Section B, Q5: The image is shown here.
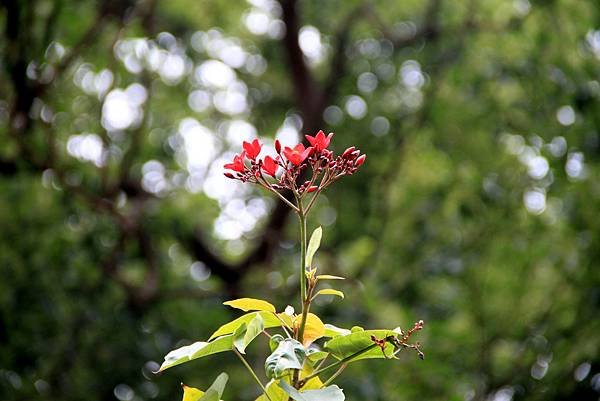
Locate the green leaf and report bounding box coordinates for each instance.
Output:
[306,347,328,362]
[269,334,285,352]
[305,227,322,269]
[223,298,276,313]
[278,381,345,401]
[198,373,228,401]
[324,330,396,362]
[232,323,247,352]
[323,324,350,338]
[158,335,235,371]
[316,275,345,280]
[209,312,284,340]
[265,338,306,379]
[198,389,219,401]
[233,314,264,354]
[314,289,344,299]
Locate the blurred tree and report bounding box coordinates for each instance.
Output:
[0,0,598,401]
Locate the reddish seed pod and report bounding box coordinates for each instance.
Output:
[355,154,366,167]
[342,146,355,158]
[307,185,319,193]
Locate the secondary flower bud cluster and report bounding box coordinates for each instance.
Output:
[224,130,366,210]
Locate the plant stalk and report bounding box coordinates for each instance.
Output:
[293,202,308,390]
[322,363,347,387]
[298,344,379,387]
[234,348,273,401]
[298,208,307,308]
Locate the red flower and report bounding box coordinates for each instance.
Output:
[355,154,366,166]
[283,144,312,166]
[261,156,279,177]
[224,152,246,172]
[243,139,262,160]
[305,130,334,152]
[342,146,356,158]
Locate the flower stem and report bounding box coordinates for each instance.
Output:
[292,201,308,391]
[257,175,299,212]
[297,204,307,314]
[297,206,312,345]
[234,348,273,401]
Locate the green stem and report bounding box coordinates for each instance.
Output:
[298,208,306,305]
[314,354,330,371]
[322,363,347,387]
[297,287,311,345]
[299,344,379,386]
[234,348,273,401]
[292,204,308,390]
[297,206,307,319]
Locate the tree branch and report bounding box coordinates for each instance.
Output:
[279,0,322,132]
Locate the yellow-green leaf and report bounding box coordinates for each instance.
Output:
[209,312,284,340]
[182,384,204,401]
[278,381,345,401]
[295,313,325,346]
[180,374,228,401]
[316,275,345,280]
[200,373,228,401]
[314,289,344,299]
[223,298,276,313]
[300,359,325,389]
[277,312,294,328]
[306,227,322,268]
[255,380,289,401]
[159,335,234,371]
[233,314,264,354]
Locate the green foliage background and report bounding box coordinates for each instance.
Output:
[0,0,599,400]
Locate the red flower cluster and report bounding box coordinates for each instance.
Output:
[223,130,366,211]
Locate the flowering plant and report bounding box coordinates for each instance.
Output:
[157,130,424,401]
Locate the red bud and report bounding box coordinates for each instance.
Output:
[275,139,281,154]
[307,186,319,193]
[342,146,356,158]
[224,172,235,179]
[355,154,366,167]
[350,150,360,158]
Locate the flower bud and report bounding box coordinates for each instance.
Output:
[355,154,366,167]
[350,150,360,158]
[224,172,235,179]
[307,185,319,193]
[342,146,356,158]
[275,139,281,153]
